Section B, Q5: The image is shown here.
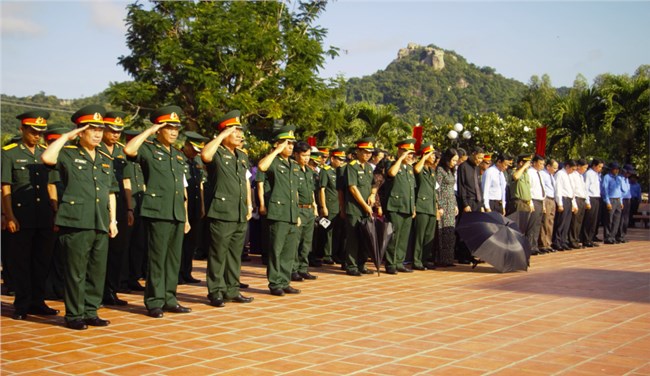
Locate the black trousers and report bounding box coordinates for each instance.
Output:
[604,198,622,243]
[569,197,587,246]
[489,200,504,214]
[179,216,203,281]
[105,219,132,297]
[552,197,572,249]
[581,197,600,243]
[527,200,543,251]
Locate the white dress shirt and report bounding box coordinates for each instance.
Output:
[570,170,590,205]
[554,168,577,209]
[584,168,601,198]
[527,167,546,201]
[482,165,506,210]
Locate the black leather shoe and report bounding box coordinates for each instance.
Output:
[322,258,335,265]
[163,304,192,313]
[618,239,627,243]
[298,272,318,280]
[604,240,616,244]
[385,267,397,275]
[309,259,323,267]
[425,262,436,270]
[148,308,164,318]
[360,268,374,274]
[346,270,362,276]
[84,317,110,326]
[282,286,301,294]
[270,288,285,296]
[128,281,146,291]
[290,272,304,282]
[12,312,27,320]
[396,266,413,273]
[66,319,88,330]
[239,282,249,289]
[226,294,254,303]
[28,304,60,315]
[208,297,225,307]
[593,237,603,242]
[412,265,426,270]
[583,242,595,248]
[183,276,201,284]
[102,294,128,306]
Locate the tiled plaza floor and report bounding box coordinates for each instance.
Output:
[1,227,649,375]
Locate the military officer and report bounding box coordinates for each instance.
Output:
[1,110,58,320]
[343,137,377,276]
[257,125,302,296]
[318,147,346,265]
[124,105,192,318]
[412,142,439,270]
[41,104,119,330]
[200,110,254,307]
[97,111,132,306]
[179,131,208,285]
[384,138,417,274]
[290,141,319,281]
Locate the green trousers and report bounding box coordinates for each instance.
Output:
[344,214,369,272]
[413,213,437,267]
[385,212,413,268]
[293,208,315,274]
[206,219,247,300]
[143,219,184,310]
[267,220,299,290]
[58,228,108,321]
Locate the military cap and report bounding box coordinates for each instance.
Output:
[419,141,435,155]
[309,146,323,161]
[16,110,50,132]
[214,110,243,132]
[517,154,532,163]
[395,138,416,151]
[272,124,296,143]
[44,127,69,143]
[355,137,375,151]
[71,104,106,128]
[104,111,128,131]
[330,147,346,160]
[317,146,330,156]
[184,131,209,152]
[150,105,183,126]
[483,154,492,162]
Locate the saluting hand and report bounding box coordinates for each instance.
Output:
[65,125,89,141]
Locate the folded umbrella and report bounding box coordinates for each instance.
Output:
[360,216,393,275]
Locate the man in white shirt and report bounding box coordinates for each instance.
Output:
[538,159,558,253]
[482,153,512,215]
[581,158,603,247]
[568,159,590,249]
[527,155,546,255]
[552,160,578,251]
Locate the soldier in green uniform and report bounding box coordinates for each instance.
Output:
[1,110,59,320]
[200,110,254,306]
[290,141,319,281]
[384,138,417,274]
[98,111,131,306]
[122,129,147,292]
[412,142,440,270]
[41,105,119,330]
[318,147,346,265]
[257,125,302,296]
[124,105,192,318]
[179,131,208,285]
[343,137,377,276]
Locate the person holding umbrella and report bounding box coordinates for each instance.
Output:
[412,142,440,270]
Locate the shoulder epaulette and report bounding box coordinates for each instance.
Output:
[2,143,17,151]
[116,141,125,148]
[98,149,114,160]
[349,160,358,165]
[37,144,46,149]
[144,140,154,144]
[323,165,332,170]
[64,145,78,149]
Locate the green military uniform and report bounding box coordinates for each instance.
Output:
[122,130,147,290]
[99,112,132,304]
[1,110,56,319]
[344,138,376,274]
[50,105,120,324]
[263,126,300,291]
[413,142,438,269]
[204,111,251,302]
[384,139,417,272]
[129,106,187,311]
[293,163,316,276]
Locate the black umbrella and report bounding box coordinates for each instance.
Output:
[360,216,393,275]
[456,211,530,273]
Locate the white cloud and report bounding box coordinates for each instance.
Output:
[0,3,44,37]
[84,1,128,34]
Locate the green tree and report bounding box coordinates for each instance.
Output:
[354,102,410,150]
[109,1,339,135]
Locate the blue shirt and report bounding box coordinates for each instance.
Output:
[601,173,623,204]
[621,176,631,199]
[630,182,642,200]
[539,169,556,199]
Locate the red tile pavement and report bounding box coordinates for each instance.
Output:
[1,227,649,375]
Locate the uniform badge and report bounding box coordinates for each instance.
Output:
[170,112,179,121]
[102,163,110,168]
[16,159,27,163]
[93,112,103,121]
[74,158,87,165]
[35,117,45,125]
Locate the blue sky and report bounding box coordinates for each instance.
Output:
[2,1,649,99]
